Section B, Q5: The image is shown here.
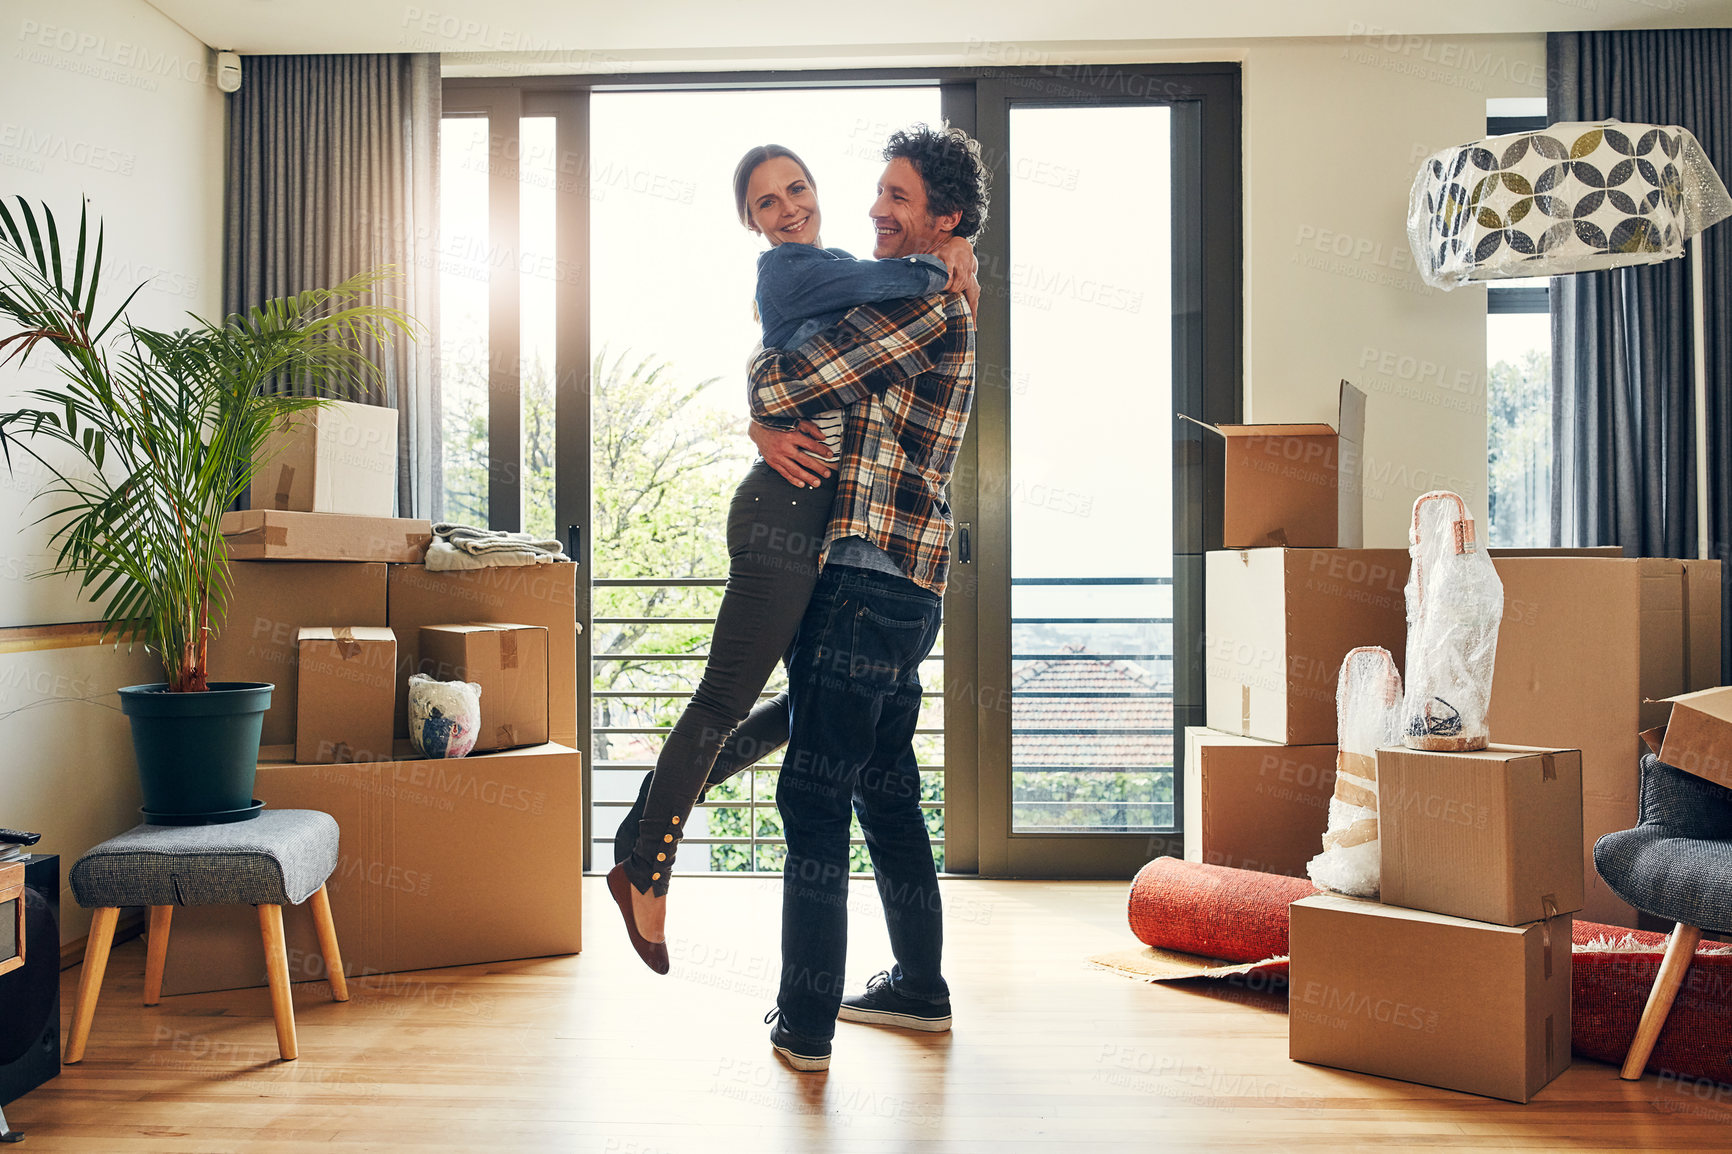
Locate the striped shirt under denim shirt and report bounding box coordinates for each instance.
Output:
[747,293,976,596]
[754,243,947,461]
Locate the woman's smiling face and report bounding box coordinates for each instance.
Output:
[746,156,820,246]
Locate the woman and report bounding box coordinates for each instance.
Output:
[606,144,976,973]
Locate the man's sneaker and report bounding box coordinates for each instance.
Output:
[837,971,952,1033]
[765,1008,831,1072]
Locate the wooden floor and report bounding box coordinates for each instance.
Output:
[8,878,1725,1152]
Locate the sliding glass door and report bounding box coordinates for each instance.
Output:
[442,64,1240,878]
[962,70,1241,876]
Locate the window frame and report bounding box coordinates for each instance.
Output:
[442,63,1242,877]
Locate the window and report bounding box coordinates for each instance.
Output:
[1484,101,1551,547]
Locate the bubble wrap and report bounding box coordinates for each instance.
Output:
[1408,120,1732,290]
[407,673,483,759]
[1308,646,1403,898]
[1400,492,1503,751]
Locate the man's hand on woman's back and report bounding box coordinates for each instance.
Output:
[749,419,835,488]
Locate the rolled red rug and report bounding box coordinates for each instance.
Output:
[1127,857,1317,962]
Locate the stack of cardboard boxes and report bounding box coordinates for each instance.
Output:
[1187,383,1408,879]
[1289,743,1584,1102]
[1189,384,1723,1100]
[1190,439,1724,916]
[160,402,583,996]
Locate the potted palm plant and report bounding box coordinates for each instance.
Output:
[0,197,413,823]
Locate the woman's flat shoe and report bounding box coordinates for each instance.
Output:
[607,864,670,975]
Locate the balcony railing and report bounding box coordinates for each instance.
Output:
[587,574,1176,872]
[588,578,944,877]
[1008,576,1176,833]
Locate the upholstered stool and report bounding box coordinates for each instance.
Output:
[66,809,347,1062]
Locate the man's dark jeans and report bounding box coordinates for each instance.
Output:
[775,563,948,1041]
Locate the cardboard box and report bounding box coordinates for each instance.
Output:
[1204,548,1409,745]
[1192,380,1365,549]
[296,626,398,764]
[419,623,549,752]
[209,562,389,747]
[387,563,578,748]
[1290,894,1572,1103]
[1378,744,1584,926]
[1650,686,1732,790]
[1486,556,1722,926]
[222,509,431,563]
[159,741,583,996]
[250,400,398,517]
[1182,727,1337,879]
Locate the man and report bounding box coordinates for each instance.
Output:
[745,123,991,1073]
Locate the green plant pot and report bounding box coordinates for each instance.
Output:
[118,682,273,824]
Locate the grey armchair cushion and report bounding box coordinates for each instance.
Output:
[1594,754,1732,934]
[69,810,339,909]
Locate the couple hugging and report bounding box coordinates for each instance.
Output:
[606,123,990,1073]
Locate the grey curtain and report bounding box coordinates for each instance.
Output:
[224,53,442,519]
[1548,29,1732,678]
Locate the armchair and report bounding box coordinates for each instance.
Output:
[1593,753,1732,1080]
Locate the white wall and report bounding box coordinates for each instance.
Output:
[1240,34,1546,543]
[0,0,225,942]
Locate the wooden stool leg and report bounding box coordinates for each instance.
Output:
[257,904,299,1061]
[65,907,119,1064]
[143,906,173,1006]
[308,885,348,1002]
[1620,922,1703,1081]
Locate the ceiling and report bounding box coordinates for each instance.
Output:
[146,0,1726,63]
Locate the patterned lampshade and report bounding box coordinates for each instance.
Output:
[1407,120,1732,290]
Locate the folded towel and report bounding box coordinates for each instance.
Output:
[431,522,568,559]
[425,540,564,571]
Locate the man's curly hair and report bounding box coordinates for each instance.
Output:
[883,123,991,241]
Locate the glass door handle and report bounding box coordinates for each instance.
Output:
[958,522,972,564]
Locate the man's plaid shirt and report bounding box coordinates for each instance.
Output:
[748,293,975,596]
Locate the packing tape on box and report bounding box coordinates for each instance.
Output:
[332,626,361,661]
[274,466,295,510]
[220,525,288,547]
[1321,816,1379,851]
[1682,563,1695,688]
[1337,751,1377,781]
[1539,901,1557,979]
[1332,774,1378,811]
[1240,685,1251,734]
[500,630,518,669]
[1540,752,1557,782]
